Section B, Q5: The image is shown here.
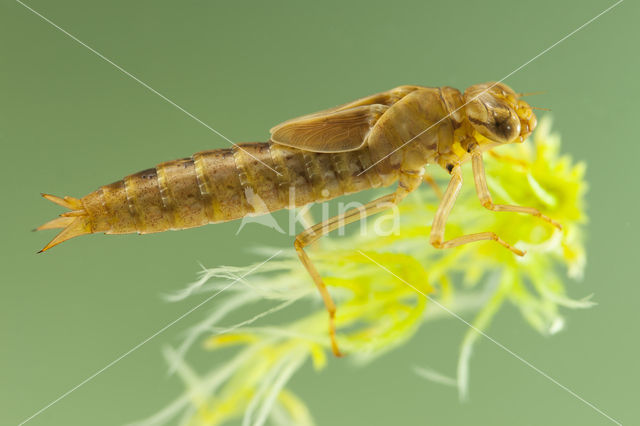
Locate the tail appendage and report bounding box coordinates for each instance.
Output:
[36,194,91,253]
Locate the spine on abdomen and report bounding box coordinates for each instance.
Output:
[81,142,396,235]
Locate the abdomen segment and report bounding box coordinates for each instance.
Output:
[37,142,397,251]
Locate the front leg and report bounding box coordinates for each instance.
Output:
[429,165,525,256]
[471,152,562,230]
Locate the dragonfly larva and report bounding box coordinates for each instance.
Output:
[37,82,560,356]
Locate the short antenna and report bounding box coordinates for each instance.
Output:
[517,90,547,97]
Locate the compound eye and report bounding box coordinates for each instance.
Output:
[488,107,520,142]
[466,94,521,143]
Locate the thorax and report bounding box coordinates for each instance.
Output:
[368,86,469,173]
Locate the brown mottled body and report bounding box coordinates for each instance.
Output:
[39,86,466,249]
[39,82,556,357]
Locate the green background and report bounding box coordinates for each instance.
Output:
[1,0,638,425]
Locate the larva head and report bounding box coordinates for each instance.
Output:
[463,82,537,145]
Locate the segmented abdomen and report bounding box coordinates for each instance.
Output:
[81,142,398,235]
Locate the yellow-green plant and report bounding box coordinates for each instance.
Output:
[134,117,590,426]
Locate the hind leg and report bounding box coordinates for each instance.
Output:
[295,171,422,356]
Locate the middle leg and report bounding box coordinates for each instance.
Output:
[423,172,442,199]
[429,165,525,256]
